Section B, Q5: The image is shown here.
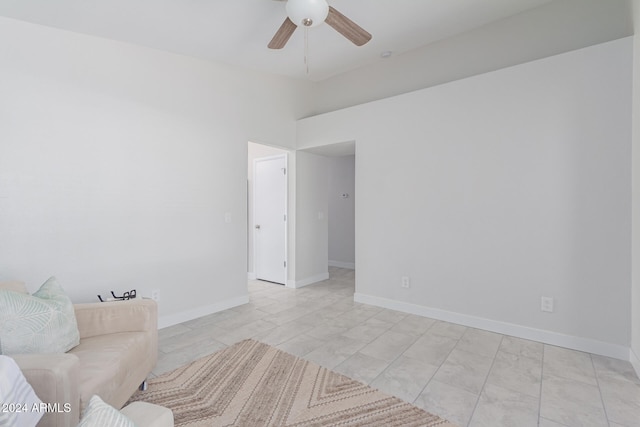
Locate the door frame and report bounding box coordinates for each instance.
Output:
[252,153,288,285]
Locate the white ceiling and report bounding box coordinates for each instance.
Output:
[0,0,556,81]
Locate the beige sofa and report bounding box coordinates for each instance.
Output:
[1,281,159,427]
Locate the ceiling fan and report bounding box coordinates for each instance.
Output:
[268,0,372,49]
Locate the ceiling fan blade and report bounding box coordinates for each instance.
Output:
[268,17,297,49]
[325,6,372,46]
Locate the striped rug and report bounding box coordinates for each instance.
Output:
[128,339,456,426]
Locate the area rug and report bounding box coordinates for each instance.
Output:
[128,339,456,426]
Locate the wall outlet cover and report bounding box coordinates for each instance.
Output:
[541,296,554,312]
[401,276,410,288]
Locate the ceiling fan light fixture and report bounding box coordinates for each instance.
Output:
[286,0,329,28]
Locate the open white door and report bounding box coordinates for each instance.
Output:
[253,154,287,284]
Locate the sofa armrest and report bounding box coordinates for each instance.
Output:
[74,299,157,339]
[12,353,80,427]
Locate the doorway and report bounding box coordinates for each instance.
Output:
[297,141,356,284]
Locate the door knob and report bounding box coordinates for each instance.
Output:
[255,225,261,229]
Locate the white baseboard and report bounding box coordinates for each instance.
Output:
[354,293,630,361]
[287,272,330,289]
[158,295,249,329]
[631,348,640,379]
[328,260,355,270]
[247,272,256,280]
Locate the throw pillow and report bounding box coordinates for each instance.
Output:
[0,277,80,355]
[0,355,44,427]
[77,395,135,427]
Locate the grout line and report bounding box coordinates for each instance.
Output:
[538,345,546,426]
[465,335,504,427]
[366,325,430,390]
[590,354,611,426]
[410,322,466,405]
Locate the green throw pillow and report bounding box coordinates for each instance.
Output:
[0,277,80,355]
[78,395,136,427]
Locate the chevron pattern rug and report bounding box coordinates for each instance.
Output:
[128,339,456,427]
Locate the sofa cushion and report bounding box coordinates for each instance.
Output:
[78,395,135,427]
[0,277,80,355]
[0,280,28,294]
[70,331,153,410]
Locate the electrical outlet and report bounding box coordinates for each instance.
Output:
[541,296,554,312]
[151,290,160,302]
[401,276,410,289]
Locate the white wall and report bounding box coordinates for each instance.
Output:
[297,38,632,358]
[0,17,313,326]
[294,151,329,287]
[328,155,355,269]
[309,0,632,116]
[631,0,640,375]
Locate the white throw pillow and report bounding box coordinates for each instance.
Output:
[0,355,44,427]
[0,276,80,354]
[78,395,136,427]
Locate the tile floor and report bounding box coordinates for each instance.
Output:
[156,267,640,427]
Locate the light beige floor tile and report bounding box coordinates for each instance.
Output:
[326,312,376,329]
[214,319,277,345]
[155,339,226,375]
[158,323,191,340]
[254,301,298,315]
[247,296,280,309]
[540,375,607,427]
[432,348,494,394]
[414,379,478,427]
[213,309,269,330]
[159,326,225,353]
[300,306,351,323]
[252,321,314,346]
[333,352,389,384]
[276,333,327,357]
[372,308,408,324]
[468,384,539,427]
[261,306,316,326]
[358,330,416,362]
[426,321,467,339]
[403,334,458,366]
[538,417,569,427]
[351,303,383,316]
[389,314,437,337]
[455,328,503,358]
[499,336,543,361]
[303,336,368,369]
[341,321,393,342]
[543,345,598,386]
[305,324,349,341]
[370,355,438,403]
[485,350,542,398]
[598,374,640,427]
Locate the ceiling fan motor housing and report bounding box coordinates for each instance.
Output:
[286,0,329,27]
